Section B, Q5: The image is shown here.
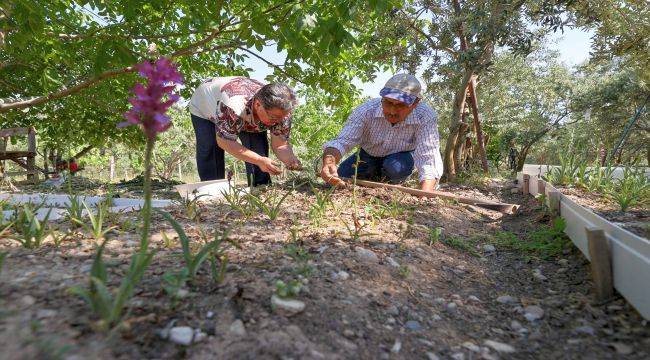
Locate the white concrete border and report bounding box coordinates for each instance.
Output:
[516,168,650,319]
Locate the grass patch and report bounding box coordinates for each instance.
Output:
[442,236,479,256]
[490,218,571,259]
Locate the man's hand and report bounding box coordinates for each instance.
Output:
[420,179,438,193]
[285,158,303,171]
[257,157,282,175]
[321,154,346,187]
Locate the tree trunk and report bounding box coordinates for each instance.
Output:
[109,154,115,181]
[443,69,474,181]
[454,122,470,172]
[467,76,489,172]
[516,146,531,172]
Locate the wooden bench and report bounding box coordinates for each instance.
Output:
[0,127,38,182]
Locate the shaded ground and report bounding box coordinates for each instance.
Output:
[1,178,648,360]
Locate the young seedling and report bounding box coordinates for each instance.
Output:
[74,201,117,242]
[49,228,72,247]
[608,167,649,212]
[220,185,255,217]
[68,239,155,331]
[173,193,207,221]
[246,188,292,221]
[308,183,334,225]
[442,236,479,257]
[342,213,374,241]
[158,210,237,285]
[274,279,302,299]
[9,205,52,249]
[64,195,84,228]
[428,227,443,246]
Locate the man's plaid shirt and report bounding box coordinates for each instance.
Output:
[324,98,444,181]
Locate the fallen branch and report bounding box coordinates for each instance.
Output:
[344,178,519,214]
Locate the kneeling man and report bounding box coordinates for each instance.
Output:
[320,74,443,191]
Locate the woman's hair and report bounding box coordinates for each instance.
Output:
[255,83,297,111]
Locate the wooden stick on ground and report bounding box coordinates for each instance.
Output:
[343,178,519,214]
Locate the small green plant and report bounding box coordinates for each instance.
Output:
[246,188,292,220]
[428,227,442,246]
[161,231,174,248]
[343,213,374,241]
[49,228,72,247]
[221,185,256,217]
[608,167,649,212]
[274,279,302,299]
[442,236,478,256]
[68,239,155,331]
[586,162,615,193]
[544,152,579,186]
[173,193,207,221]
[158,210,237,287]
[397,265,411,278]
[308,183,334,225]
[64,195,84,227]
[9,205,52,249]
[74,201,117,242]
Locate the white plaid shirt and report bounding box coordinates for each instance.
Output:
[324,98,444,181]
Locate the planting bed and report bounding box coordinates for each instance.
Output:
[1,179,649,359]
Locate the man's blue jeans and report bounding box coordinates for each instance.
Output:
[191,114,270,187]
[337,148,414,184]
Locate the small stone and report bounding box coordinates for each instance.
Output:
[229,319,247,336]
[426,352,441,360]
[573,325,595,336]
[176,289,189,298]
[193,329,207,343]
[271,294,305,316]
[446,302,457,312]
[206,311,214,319]
[432,314,442,321]
[385,257,400,268]
[558,259,569,266]
[354,247,379,263]
[80,264,92,273]
[434,297,446,304]
[334,270,350,281]
[387,305,400,316]
[343,329,355,338]
[462,341,481,352]
[510,187,520,194]
[483,244,496,253]
[36,309,57,319]
[391,339,402,353]
[386,317,396,325]
[451,352,465,360]
[556,268,568,274]
[524,306,544,322]
[484,340,516,353]
[496,295,517,304]
[405,320,421,331]
[467,295,480,303]
[20,295,36,307]
[169,327,194,345]
[510,320,523,331]
[608,342,633,355]
[532,269,547,281]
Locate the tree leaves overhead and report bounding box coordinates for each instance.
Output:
[0,0,397,150]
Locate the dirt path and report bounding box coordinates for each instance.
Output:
[0,179,648,359]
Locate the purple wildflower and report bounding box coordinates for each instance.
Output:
[120,57,184,139]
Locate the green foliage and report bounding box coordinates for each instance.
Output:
[490,218,570,259]
[543,153,580,186]
[74,201,117,242]
[308,184,334,225]
[586,163,616,193]
[246,188,292,221]
[428,227,443,246]
[274,279,302,299]
[220,185,256,217]
[64,195,85,227]
[1,0,396,149]
[158,211,237,289]
[8,204,52,249]
[608,167,650,212]
[68,240,155,331]
[173,193,207,222]
[442,237,479,257]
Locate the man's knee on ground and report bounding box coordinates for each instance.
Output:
[382,157,413,183]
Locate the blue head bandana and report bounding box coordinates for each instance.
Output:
[379,87,417,105]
